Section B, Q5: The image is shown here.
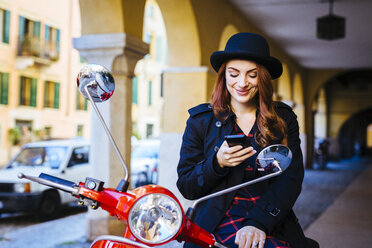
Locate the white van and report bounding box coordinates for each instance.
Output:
[0,138,90,220]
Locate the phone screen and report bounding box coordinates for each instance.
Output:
[224,134,248,147]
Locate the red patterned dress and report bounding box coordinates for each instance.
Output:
[213,122,290,248]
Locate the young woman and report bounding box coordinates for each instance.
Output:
[177,33,316,248]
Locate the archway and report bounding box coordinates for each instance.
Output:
[157,0,201,67]
[218,24,239,50]
[338,109,372,158]
[309,69,372,166]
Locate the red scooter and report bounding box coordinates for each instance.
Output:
[18,64,292,248]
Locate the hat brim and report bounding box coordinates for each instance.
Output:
[210,51,283,79]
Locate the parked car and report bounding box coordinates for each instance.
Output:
[131,139,160,188]
[0,138,90,220]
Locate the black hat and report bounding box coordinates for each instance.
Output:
[210,32,283,79]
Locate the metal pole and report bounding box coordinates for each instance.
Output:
[84,84,129,181]
[191,161,282,210]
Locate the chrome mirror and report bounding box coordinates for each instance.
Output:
[256,144,292,172]
[76,64,129,191]
[77,64,115,102]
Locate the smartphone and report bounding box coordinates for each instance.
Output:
[224,134,249,148]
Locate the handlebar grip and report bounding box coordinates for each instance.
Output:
[39,173,75,189]
[18,172,78,194]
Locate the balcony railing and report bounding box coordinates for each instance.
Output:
[17,35,59,61]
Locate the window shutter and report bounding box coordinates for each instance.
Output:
[30,78,37,107]
[0,73,9,104]
[54,83,60,109]
[45,24,50,41]
[3,10,10,44]
[44,81,48,107]
[148,81,152,106]
[19,76,24,105]
[56,29,60,53]
[33,21,41,37]
[18,16,25,40]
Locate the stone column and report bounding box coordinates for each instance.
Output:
[293,103,307,165]
[73,32,148,240]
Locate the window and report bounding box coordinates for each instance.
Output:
[77,125,84,137]
[148,81,152,106]
[156,36,162,62]
[10,146,67,169]
[147,5,155,18]
[67,146,89,168]
[0,72,9,105]
[155,36,167,63]
[44,126,52,139]
[132,76,138,104]
[19,76,37,107]
[146,124,154,138]
[44,81,60,109]
[0,8,10,44]
[18,16,41,56]
[144,32,152,44]
[76,89,88,111]
[44,25,60,60]
[160,75,164,98]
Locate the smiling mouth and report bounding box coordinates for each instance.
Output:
[236,88,251,95]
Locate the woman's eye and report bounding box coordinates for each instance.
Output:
[229,74,238,78]
[248,74,257,78]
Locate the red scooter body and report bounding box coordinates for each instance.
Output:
[76,183,216,248]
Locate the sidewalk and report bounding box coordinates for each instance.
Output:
[1,213,87,248]
[1,158,371,248]
[304,159,372,247]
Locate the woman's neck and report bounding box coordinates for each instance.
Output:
[231,100,257,135]
[231,100,257,116]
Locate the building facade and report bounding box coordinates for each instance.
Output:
[0,0,89,165]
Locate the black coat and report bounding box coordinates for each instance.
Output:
[177,102,310,248]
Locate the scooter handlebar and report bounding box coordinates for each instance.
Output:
[39,173,76,189]
[18,172,79,195]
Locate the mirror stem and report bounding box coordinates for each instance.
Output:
[187,162,282,220]
[84,84,129,183]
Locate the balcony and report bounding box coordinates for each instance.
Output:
[16,35,59,69]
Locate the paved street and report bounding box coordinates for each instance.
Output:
[0,157,371,248]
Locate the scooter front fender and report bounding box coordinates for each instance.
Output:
[90,235,151,248]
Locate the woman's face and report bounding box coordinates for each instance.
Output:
[225,59,259,106]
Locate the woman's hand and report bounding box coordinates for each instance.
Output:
[216,141,256,168]
[235,226,266,248]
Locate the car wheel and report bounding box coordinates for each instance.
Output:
[37,191,61,221]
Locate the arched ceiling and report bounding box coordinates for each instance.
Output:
[228,0,372,69]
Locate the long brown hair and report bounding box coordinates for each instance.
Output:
[210,62,287,147]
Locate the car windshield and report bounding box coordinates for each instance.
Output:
[131,144,159,159]
[11,146,68,169]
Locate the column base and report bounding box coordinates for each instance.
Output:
[86,214,125,241]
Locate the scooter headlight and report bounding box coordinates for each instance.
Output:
[128,193,183,244]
